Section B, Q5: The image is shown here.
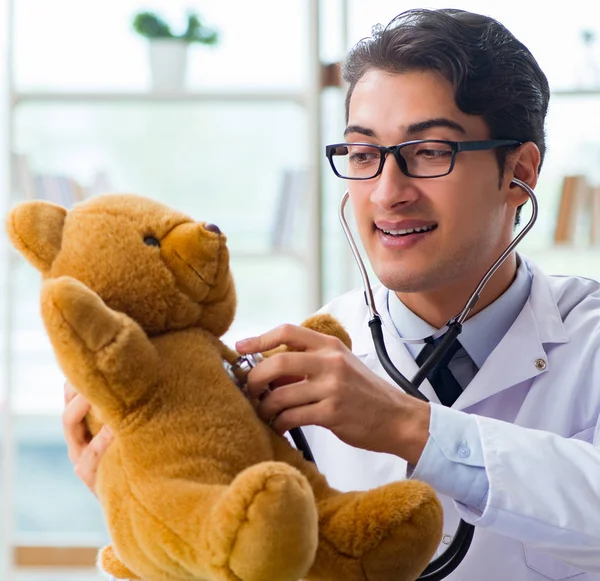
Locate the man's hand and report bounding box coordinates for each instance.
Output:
[236,324,431,465]
[63,381,113,495]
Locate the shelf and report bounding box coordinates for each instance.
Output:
[12,89,307,106]
[551,88,600,97]
[522,245,600,277]
[230,249,305,263]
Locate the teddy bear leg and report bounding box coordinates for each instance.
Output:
[306,481,443,581]
[41,276,159,424]
[97,544,141,580]
[205,461,318,581]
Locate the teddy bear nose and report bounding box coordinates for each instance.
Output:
[204,223,221,235]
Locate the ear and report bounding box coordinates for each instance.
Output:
[5,201,67,273]
[504,142,541,208]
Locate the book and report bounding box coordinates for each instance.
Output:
[554,175,590,244]
[591,187,600,244]
[10,152,99,208]
[270,168,309,252]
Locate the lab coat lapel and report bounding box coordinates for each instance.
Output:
[454,260,569,411]
[352,286,440,403]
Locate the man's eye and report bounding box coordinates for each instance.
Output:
[349,152,378,164]
[143,236,161,248]
[416,148,451,158]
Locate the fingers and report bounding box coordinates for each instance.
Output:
[74,425,114,495]
[64,380,78,406]
[256,379,322,424]
[269,401,327,435]
[236,323,338,355]
[63,389,92,465]
[63,380,113,496]
[269,374,305,390]
[245,352,323,399]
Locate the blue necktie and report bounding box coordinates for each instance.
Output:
[416,337,464,406]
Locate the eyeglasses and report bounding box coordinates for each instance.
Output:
[325,139,522,180]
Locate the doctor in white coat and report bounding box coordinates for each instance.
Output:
[64,8,600,581]
[236,8,600,581]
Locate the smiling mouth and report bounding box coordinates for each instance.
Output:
[378,224,437,237]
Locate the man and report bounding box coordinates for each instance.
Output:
[65,8,600,580]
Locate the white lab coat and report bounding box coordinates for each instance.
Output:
[303,258,600,580]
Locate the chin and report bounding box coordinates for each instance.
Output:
[374,267,423,293]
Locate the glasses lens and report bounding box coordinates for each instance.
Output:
[400,141,454,177]
[330,144,382,179]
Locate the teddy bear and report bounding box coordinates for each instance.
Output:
[6,193,443,581]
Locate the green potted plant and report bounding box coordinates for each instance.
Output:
[132,11,219,91]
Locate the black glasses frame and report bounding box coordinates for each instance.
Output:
[325,139,523,180]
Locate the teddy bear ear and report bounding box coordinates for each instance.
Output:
[5,200,67,273]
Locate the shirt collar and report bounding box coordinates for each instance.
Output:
[387,255,533,367]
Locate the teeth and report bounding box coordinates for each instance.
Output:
[381,225,435,236]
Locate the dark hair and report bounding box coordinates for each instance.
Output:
[343,9,550,221]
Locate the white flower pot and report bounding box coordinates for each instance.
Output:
[148,40,189,91]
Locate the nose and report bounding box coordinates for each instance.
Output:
[369,153,418,209]
[204,223,221,235]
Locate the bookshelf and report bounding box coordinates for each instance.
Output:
[0,0,334,579]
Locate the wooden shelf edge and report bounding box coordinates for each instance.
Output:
[14,545,99,568]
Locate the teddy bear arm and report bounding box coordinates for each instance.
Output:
[301,314,352,350]
[216,339,240,365]
[42,276,159,418]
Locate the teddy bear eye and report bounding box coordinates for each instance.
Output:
[143,236,161,248]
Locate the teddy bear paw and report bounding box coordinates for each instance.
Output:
[97,544,141,580]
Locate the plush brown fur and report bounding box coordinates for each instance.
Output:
[6,194,443,581]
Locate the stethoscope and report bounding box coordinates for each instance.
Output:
[227,177,538,580]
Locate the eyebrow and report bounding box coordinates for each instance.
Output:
[344,125,376,138]
[407,118,466,136]
[344,118,466,139]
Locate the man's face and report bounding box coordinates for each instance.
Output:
[346,69,519,294]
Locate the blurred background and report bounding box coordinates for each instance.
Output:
[1,0,600,578]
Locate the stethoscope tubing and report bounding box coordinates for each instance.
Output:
[337,178,538,579]
[368,314,472,580]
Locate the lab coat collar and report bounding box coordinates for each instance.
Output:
[386,254,533,368]
[350,257,569,408]
[523,256,569,344]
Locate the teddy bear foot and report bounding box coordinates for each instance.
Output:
[359,503,442,581]
[311,480,443,581]
[207,461,319,581]
[98,544,141,580]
